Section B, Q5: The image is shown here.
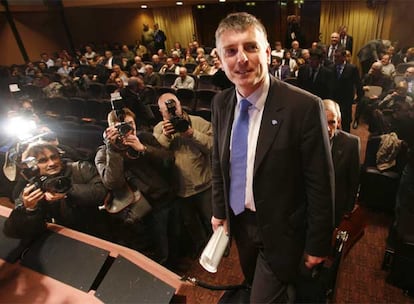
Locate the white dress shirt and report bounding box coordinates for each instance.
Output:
[231,75,270,211]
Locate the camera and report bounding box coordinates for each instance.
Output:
[116,121,133,137]
[20,157,72,194]
[165,99,189,133]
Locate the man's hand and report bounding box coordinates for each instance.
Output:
[105,126,120,145]
[304,253,326,269]
[44,191,66,202]
[122,134,146,152]
[22,184,45,209]
[181,126,193,138]
[162,120,176,138]
[211,216,228,234]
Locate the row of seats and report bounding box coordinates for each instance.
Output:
[31,88,217,122]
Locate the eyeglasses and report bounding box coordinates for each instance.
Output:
[37,154,60,164]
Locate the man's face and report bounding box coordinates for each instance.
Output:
[36,148,63,176]
[179,68,187,78]
[105,51,112,59]
[331,33,340,45]
[405,67,414,80]
[381,55,390,65]
[217,26,270,97]
[123,115,136,136]
[334,52,345,65]
[325,110,339,139]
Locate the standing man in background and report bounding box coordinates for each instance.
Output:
[154,23,167,53]
[211,12,334,303]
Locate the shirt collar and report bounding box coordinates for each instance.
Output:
[235,75,270,111]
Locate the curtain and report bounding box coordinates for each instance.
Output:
[152,6,196,54]
[320,1,388,65]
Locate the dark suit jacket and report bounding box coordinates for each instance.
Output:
[330,63,363,105]
[270,65,290,80]
[357,39,386,63]
[340,35,353,53]
[211,76,334,282]
[297,64,334,99]
[331,130,360,225]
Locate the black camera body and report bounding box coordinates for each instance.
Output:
[165,99,189,133]
[21,157,72,194]
[116,121,134,137]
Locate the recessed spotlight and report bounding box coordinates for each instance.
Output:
[140,4,148,8]
[197,4,205,9]
[176,1,183,5]
[219,0,226,2]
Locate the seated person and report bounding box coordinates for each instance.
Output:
[143,64,161,87]
[270,56,290,80]
[159,57,179,75]
[3,142,108,239]
[377,81,414,111]
[323,99,360,225]
[171,67,195,89]
[354,61,394,127]
[95,107,176,265]
[193,57,212,76]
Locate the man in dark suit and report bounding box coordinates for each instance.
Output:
[211,12,334,303]
[270,56,290,80]
[330,47,364,132]
[357,39,391,75]
[338,25,353,54]
[323,99,360,225]
[297,49,333,99]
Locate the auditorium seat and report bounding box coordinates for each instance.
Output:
[176,88,196,113]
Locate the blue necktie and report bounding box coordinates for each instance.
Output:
[230,99,251,215]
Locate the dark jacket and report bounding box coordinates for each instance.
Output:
[3,161,107,239]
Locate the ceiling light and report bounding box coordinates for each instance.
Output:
[176,1,183,5]
[246,2,256,6]
[197,4,205,9]
[140,4,148,8]
[219,0,226,2]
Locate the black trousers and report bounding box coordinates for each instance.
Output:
[231,210,293,303]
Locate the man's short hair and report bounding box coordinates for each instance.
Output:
[322,99,341,120]
[24,142,60,160]
[310,48,323,60]
[215,12,267,45]
[107,108,136,126]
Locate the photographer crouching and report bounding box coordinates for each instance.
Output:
[3,142,108,239]
[95,106,176,265]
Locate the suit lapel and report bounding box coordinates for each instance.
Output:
[254,78,285,175]
[220,90,236,177]
[332,131,344,165]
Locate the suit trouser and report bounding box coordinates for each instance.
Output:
[232,210,293,303]
[338,101,352,133]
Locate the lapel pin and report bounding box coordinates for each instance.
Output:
[271,119,278,125]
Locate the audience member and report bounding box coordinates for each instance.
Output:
[159,57,180,75]
[57,60,73,76]
[120,77,154,130]
[40,52,54,68]
[151,54,164,72]
[282,50,297,74]
[290,40,302,59]
[330,48,363,132]
[120,45,135,62]
[270,56,290,80]
[154,23,167,52]
[403,66,414,96]
[171,67,195,89]
[84,45,96,61]
[171,42,185,58]
[298,49,333,99]
[381,54,396,78]
[143,64,161,87]
[327,32,340,63]
[153,93,213,256]
[323,99,360,225]
[103,50,122,71]
[141,24,155,54]
[357,39,391,75]
[271,41,285,59]
[338,25,353,53]
[193,57,211,76]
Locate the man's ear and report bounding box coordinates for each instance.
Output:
[338,117,342,129]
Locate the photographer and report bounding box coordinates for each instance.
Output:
[153,93,213,257]
[3,142,108,239]
[95,107,176,265]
